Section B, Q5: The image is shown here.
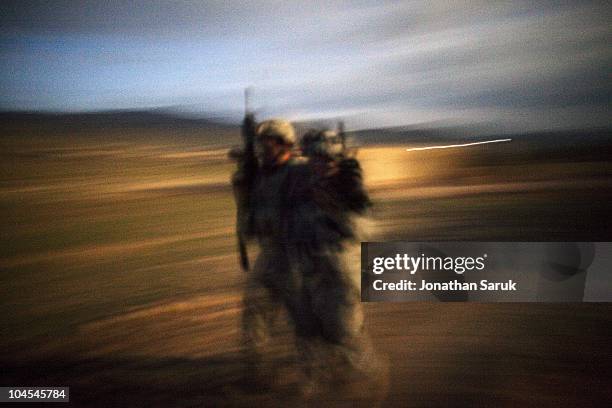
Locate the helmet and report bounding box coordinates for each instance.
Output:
[300,129,343,158]
[256,119,296,146]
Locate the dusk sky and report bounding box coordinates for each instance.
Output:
[1,1,610,130]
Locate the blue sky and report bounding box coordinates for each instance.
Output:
[1,1,610,130]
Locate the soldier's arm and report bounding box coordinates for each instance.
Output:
[311,157,371,214]
[334,157,372,213]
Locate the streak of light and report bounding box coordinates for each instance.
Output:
[406,139,512,152]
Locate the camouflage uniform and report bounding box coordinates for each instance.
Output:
[234,122,374,386]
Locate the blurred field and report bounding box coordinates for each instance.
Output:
[1,124,612,406]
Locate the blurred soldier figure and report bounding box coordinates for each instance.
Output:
[300,128,344,158]
[297,128,379,390]
[231,118,377,395]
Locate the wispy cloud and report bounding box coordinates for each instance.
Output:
[1,1,610,130]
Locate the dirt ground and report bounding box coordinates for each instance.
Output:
[1,127,611,406]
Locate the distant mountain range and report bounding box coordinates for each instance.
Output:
[1,109,610,147]
[0,109,236,130]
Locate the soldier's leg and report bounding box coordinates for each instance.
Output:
[311,254,381,377]
[241,255,281,383]
[277,250,327,392]
[288,294,329,396]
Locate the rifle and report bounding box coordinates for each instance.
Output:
[235,87,257,271]
[337,120,346,154]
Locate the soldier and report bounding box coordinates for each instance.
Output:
[232,118,377,395]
